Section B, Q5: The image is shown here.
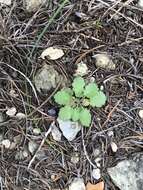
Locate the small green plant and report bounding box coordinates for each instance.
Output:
[54,77,107,127]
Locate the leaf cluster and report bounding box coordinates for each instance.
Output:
[54,77,107,127]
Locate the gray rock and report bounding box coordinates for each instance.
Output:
[28,141,38,155]
[34,64,63,93]
[107,153,143,190]
[57,119,81,141]
[69,178,85,190]
[51,124,62,142]
[24,0,47,12]
[0,0,11,6]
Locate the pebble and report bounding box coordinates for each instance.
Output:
[138,0,143,8]
[71,152,80,164]
[57,118,81,141]
[110,142,118,153]
[107,130,114,137]
[51,124,62,142]
[0,0,11,6]
[69,178,86,190]
[24,0,47,12]
[75,62,88,76]
[93,53,115,70]
[48,108,57,117]
[6,107,17,117]
[92,168,101,180]
[33,128,41,135]
[36,150,46,160]
[2,139,11,149]
[139,109,143,119]
[40,47,64,60]
[16,112,26,120]
[28,141,38,154]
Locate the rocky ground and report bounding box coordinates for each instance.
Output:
[0,0,143,190]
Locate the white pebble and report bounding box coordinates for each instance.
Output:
[75,62,88,76]
[28,141,38,154]
[107,130,114,137]
[2,139,11,149]
[138,0,143,8]
[93,53,115,70]
[6,107,17,117]
[23,150,29,158]
[33,128,41,135]
[69,178,85,190]
[40,47,64,60]
[0,0,11,6]
[111,142,118,153]
[139,110,143,119]
[71,152,79,164]
[16,112,26,119]
[51,124,62,141]
[92,168,101,180]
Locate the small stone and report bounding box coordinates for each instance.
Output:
[71,152,79,164]
[16,112,26,119]
[138,0,143,8]
[107,153,143,190]
[24,0,47,12]
[48,108,57,117]
[0,0,11,6]
[36,150,46,160]
[28,141,38,154]
[107,130,114,137]
[75,62,88,76]
[92,168,101,180]
[23,149,29,158]
[57,118,81,141]
[110,142,118,153]
[41,47,64,60]
[51,124,62,142]
[93,54,115,70]
[2,139,11,149]
[33,128,41,135]
[6,107,17,117]
[69,178,86,190]
[139,109,143,119]
[93,148,101,157]
[34,64,63,93]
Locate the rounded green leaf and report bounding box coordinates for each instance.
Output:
[72,77,85,97]
[71,107,81,122]
[59,106,73,120]
[90,91,107,108]
[54,90,71,105]
[79,108,91,127]
[84,83,99,98]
